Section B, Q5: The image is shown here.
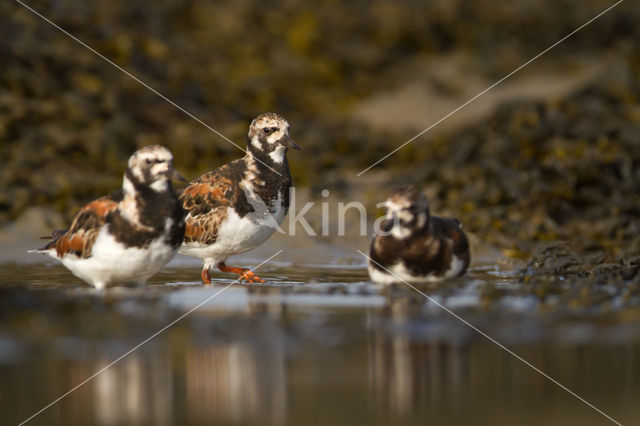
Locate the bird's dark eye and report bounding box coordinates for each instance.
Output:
[145,159,153,164]
[264,127,277,135]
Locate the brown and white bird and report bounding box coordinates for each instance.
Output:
[32,145,186,289]
[178,113,300,284]
[368,186,470,284]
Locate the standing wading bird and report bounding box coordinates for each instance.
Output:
[178,113,300,284]
[368,186,470,284]
[31,145,187,289]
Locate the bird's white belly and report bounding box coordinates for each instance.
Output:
[180,198,287,261]
[60,227,176,289]
[368,254,464,285]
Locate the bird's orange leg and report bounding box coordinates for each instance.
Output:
[218,262,265,283]
[201,267,212,285]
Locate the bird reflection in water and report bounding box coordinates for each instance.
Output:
[368,297,470,417]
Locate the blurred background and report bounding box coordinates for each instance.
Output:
[2,0,640,425]
[1,0,639,258]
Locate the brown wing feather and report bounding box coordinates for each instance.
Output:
[370,216,470,278]
[42,196,119,258]
[179,166,235,245]
[429,216,470,274]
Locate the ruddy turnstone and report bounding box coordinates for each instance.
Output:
[178,113,300,284]
[368,186,470,284]
[32,145,186,289]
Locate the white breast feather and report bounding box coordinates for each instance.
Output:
[368,238,464,284]
[57,219,177,289]
[179,191,287,261]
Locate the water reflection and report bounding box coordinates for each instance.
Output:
[94,353,173,426]
[369,298,471,416]
[184,343,286,425]
[1,268,639,425]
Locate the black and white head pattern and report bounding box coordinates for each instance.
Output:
[126,145,177,192]
[248,113,301,164]
[384,186,430,239]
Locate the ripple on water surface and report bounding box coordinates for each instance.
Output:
[1,260,640,425]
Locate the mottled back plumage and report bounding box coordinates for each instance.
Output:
[368,186,470,284]
[34,145,186,289]
[178,113,300,283]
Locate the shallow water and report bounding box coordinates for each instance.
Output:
[1,259,639,426]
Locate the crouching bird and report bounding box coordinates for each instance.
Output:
[32,145,186,289]
[178,113,300,284]
[368,186,470,284]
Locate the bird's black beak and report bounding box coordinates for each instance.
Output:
[281,135,301,150]
[172,168,188,182]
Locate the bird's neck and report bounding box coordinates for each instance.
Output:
[245,147,290,177]
[388,212,430,240]
[121,171,177,230]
